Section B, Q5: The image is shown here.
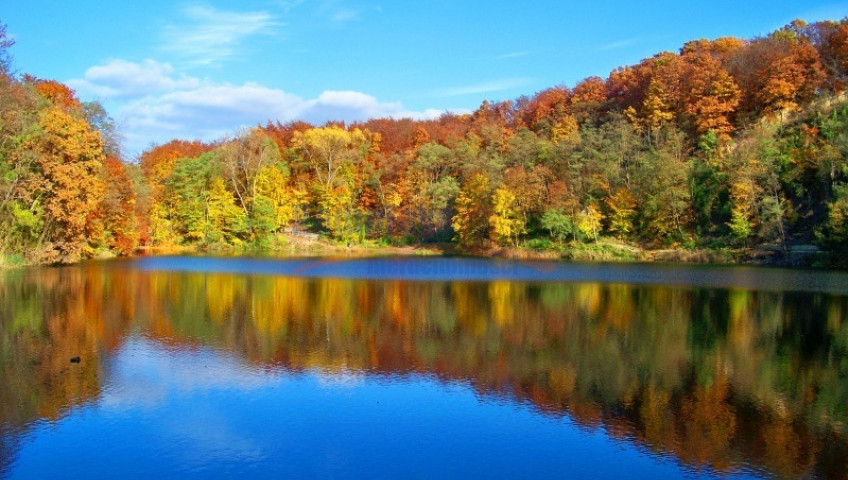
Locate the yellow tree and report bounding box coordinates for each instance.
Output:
[551,114,580,145]
[147,203,174,246]
[576,204,603,242]
[292,125,371,189]
[293,125,376,239]
[452,173,492,247]
[638,52,682,135]
[255,164,301,233]
[728,177,759,243]
[489,187,525,246]
[220,130,279,207]
[206,177,248,245]
[642,81,676,132]
[31,107,105,262]
[605,188,637,238]
[319,184,357,240]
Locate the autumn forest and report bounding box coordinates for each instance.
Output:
[2,19,848,265]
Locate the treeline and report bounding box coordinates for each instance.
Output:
[0,24,132,264]
[3,19,848,264]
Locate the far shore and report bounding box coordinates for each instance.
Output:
[117,236,842,269]
[2,235,842,270]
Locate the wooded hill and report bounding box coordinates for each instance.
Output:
[2,19,848,265]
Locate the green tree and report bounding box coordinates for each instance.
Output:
[540,209,578,242]
[166,154,215,243]
[219,129,283,242]
[818,183,848,246]
[637,128,692,241]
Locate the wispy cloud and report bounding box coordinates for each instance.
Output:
[437,77,533,97]
[331,8,359,23]
[596,38,640,51]
[274,0,364,25]
[275,0,308,13]
[161,5,280,66]
[496,51,532,60]
[318,0,361,24]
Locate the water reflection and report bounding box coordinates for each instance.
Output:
[136,256,848,293]
[1,259,847,478]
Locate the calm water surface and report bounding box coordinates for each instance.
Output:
[1,256,848,479]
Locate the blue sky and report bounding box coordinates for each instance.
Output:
[4,0,847,157]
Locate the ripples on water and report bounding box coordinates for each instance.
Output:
[1,256,847,479]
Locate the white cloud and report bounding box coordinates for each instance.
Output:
[438,77,533,97]
[72,60,454,156]
[68,59,200,98]
[101,337,279,410]
[119,82,304,141]
[302,90,402,124]
[121,84,448,153]
[162,5,280,66]
[314,368,365,388]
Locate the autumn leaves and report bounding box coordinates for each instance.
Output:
[3,20,848,263]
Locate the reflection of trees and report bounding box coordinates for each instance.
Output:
[0,269,101,427]
[2,265,848,478]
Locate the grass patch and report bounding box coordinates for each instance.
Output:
[525,238,555,251]
[0,254,27,268]
[561,242,640,262]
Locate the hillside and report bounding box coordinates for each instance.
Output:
[2,19,848,266]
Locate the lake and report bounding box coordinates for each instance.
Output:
[1,256,848,479]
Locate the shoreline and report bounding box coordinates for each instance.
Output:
[2,237,843,270]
